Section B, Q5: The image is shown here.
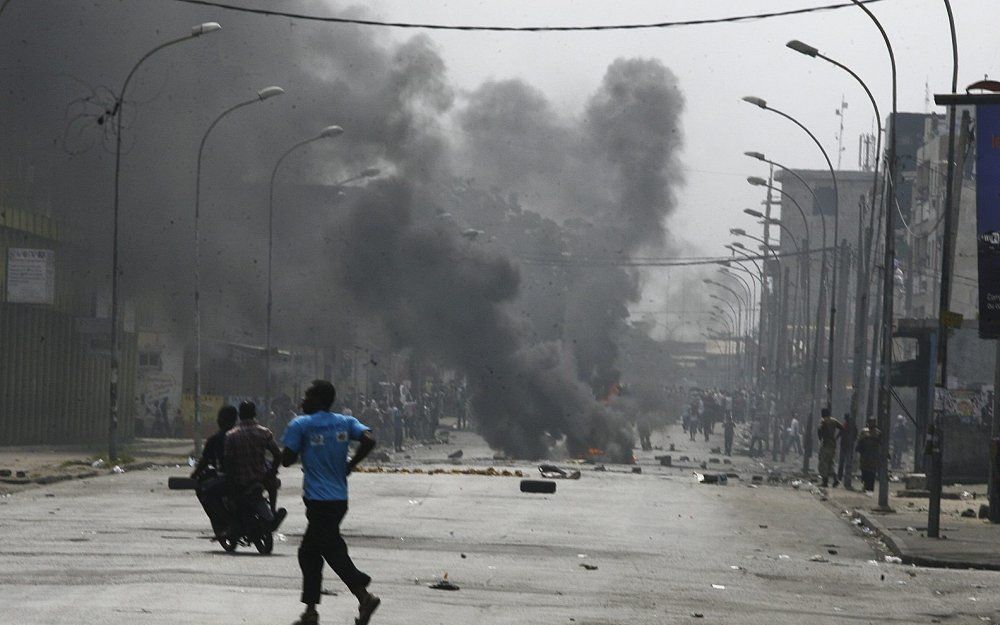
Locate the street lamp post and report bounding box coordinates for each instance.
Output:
[192,86,285,455]
[107,22,221,462]
[747,176,822,397]
[787,39,885,490]
[715,272,755,380]
[848,0,899,514]
[264,125,345,427]
[742,96,841,421]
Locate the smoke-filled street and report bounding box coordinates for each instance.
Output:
[4,1,1000,623]
[4,429,1000,625]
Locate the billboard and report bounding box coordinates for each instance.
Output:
[6,248,55,304]
[977,104,1000,337]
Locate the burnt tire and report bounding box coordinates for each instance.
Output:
[167,476,197,490]
[520,479,556,494]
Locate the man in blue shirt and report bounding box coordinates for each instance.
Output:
[282,380,379,625]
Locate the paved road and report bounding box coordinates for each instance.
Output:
[2,438,999,625]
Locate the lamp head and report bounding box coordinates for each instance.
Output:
[320,125,344,138]
[257,86,285,100]
[743,151,766,161]
[787,39,819,57]
[747,176,768,187]
[743,208,765,218]
[729,228,747,237]
[742,96,767,108]
[191,22,222,36]
[732,242,748,250]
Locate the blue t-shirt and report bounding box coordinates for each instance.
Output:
[283,411,369,501]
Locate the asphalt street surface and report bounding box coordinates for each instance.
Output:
[3,432,1000,624]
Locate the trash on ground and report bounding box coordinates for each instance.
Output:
[960,508,976,518]
[580,563,598,571]
[884,555,902,564]
[809,555,829,563]
[711,584,726,590]
[429,573,460,591]
[631,466,642,474]
[447,449,463,460]
[112,465,125,474]
[696,473,727,485]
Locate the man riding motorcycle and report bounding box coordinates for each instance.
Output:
[190,405,238,539]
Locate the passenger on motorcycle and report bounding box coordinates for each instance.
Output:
[224,401,286,531]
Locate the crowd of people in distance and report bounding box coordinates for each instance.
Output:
[679,387,911,493]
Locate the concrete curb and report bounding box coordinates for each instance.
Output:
[853,509,1000,571]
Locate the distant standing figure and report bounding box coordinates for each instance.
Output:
[855,419,882,492]
[817,408,842,488]
[836,414,857,483]
[785,415,802,456]
[891,414,908,469]
[723,415,735,456]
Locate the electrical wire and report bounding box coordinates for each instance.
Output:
[518,245,834,268]
[171,0,889,32]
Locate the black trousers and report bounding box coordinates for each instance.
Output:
[195,476,229,537]
[299,499,371,605]
[861,468,876,492]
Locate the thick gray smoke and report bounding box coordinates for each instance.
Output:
[1,2,684,458]
[333,181,631,458]
[457,60,684,398]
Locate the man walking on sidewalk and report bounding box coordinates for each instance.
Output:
[282,380,380,625]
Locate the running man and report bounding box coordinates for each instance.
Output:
[282,380,380,625]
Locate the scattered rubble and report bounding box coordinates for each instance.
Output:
[538,464,581,480]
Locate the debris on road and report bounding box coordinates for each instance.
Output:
[809,555,829,563]
[696,473,727,485]
[429,573,460,591]
[580,563,598,571]
[520,479,556,494]
[538,464,581,479]
[711,584,726,590]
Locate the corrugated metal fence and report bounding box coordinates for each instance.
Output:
[0,303,136,445]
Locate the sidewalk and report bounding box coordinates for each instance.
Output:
[0,438,192,494]
[696,425,1000,571]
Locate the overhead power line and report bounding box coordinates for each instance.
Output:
[518,245,834,268]
[172,0,889,32]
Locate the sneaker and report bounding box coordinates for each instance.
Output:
[355,593,381,625]
[293,610,319,625]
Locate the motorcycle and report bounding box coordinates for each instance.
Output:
[169,471,285,554]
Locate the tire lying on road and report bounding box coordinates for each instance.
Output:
[520,479,556,494]
[167,476,197,490]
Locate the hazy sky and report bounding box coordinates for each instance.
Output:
[365,0,996,256]
[355,0,997,326]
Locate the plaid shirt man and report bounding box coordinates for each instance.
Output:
[224,419,280,488]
